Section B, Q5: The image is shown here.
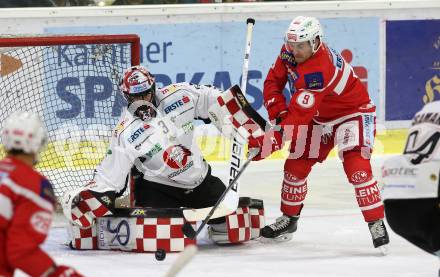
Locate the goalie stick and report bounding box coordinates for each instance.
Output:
[182,84,267,222]
[222,17,256,222]
[181,149,259,239]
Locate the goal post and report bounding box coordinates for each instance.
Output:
[0,34,140,201]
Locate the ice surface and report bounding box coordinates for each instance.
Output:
[17,156,439,277]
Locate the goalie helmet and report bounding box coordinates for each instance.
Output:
[119,65,157,120]
[284,16,323,54]
[1,111,47,154]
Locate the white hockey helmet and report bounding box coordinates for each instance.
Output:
[285,16,323,54]
[119,65,157,120]
[1,111,47,154]
[119,65,156,101]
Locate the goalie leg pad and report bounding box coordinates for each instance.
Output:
[67,222,98,250]
[208,197,265,244]
[63,188,115,228]
[67,208,196,252]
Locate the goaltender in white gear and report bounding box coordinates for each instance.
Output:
[62,66,265,247]
[95,82,221,192]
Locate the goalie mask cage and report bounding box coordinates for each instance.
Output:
[0,34,140,201]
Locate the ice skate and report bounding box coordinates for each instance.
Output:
[368,219,390,255]
[260,215,298,242]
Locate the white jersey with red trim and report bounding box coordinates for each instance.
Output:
[381,101,440,200]
[90,83,222,193]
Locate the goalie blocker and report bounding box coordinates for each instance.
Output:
[67,197,265,252]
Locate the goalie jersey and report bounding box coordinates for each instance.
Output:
[92,83,222,193]
[381,100,440,200]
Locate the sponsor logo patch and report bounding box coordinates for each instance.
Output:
[304,72,324,89]
[127,124,149,143]
[113,119,128,137]
[164,96,191,114]
[182,121,194,134]
[350,170,369,184]
[381,166,418,178]
[146,143,163,158]
[160,84,178,95]
[280,51,296,66]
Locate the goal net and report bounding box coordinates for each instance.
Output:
[0,34,140,201]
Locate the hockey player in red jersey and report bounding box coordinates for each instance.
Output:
[248,16,389,249]
[0,112,83,277]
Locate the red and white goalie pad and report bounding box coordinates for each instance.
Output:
[67,208,196,253]
[62,187,114,228]
[209,197,265,244]
[208,85,268,140]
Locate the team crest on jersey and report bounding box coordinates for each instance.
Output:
[163,145,192,169]
[304,72,324,89]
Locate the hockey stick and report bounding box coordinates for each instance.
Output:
[181,149,258,239]
[163,245,198,277]
[182,19,256,223]
[222,17,256,215]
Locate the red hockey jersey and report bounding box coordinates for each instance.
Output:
[264,43,374,127]
[0,157,55,277]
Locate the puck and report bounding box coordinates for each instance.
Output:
[155,249,166,261]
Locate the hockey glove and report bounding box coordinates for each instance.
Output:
[248,128,283,161]
[47,265,84,277]
[264,94,288,122]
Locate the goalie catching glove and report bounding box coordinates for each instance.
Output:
[208,85,268,141]
[207,84,283,161]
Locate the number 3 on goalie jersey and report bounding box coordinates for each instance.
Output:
[158,120,169,134]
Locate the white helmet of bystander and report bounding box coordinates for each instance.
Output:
[1,111,47,155]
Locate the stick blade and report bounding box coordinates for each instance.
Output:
[181,222,197,239]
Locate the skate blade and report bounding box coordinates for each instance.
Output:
[377,245,389,256]
[259,233,293,243]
